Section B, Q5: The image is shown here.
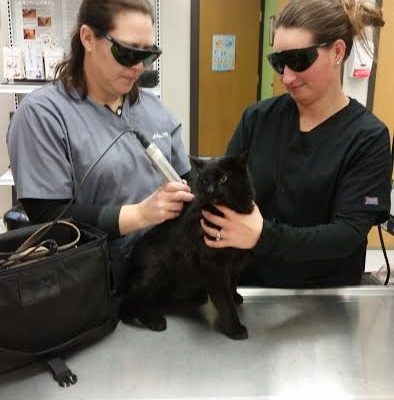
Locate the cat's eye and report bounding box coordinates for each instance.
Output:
[219,174,228,185]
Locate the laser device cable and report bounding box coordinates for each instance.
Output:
[5,126,184,259]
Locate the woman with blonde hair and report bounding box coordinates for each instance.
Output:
[202,0,391,287]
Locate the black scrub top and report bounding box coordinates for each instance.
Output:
[227,94,391,288]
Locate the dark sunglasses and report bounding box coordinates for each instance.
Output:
[103,33,162,67]
[267,43,331,74]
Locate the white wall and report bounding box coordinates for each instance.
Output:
[160,0,191,153]
[342,61,369,106]
[0,2,14,216]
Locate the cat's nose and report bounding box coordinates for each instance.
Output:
[207,184,215,194]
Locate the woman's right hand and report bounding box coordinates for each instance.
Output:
[119,181,194,235]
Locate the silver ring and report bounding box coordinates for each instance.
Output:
[215,229,222,241]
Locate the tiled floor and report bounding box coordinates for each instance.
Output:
[0,218,393,272]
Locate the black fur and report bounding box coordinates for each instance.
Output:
[119,152,255,340]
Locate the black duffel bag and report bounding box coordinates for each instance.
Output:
[0,219,118,385]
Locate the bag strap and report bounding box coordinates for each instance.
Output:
[47,357,77,387]
[0,318,116,358]
[16,220,81,253]
[0,220,81,269]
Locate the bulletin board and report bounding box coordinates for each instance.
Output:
[9,0,81,51]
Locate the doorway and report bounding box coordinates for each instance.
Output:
[190,0,262,156]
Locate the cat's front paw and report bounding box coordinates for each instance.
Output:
[138,313,167,331]
[118,299,135,323]
[225,324,248,340]
[233,291,244,304]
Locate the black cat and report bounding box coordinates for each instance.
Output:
[119,152,255,340]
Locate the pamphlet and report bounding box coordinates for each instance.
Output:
[2,47,25,80]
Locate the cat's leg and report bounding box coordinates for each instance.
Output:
[230,269,244,305]
[119,290,167,331]
[136,309,167,331]
[207,279,248,340]
[170,288,208,305]
[134,291,168,331]
[233,290,244,305]
[189,289,209,305]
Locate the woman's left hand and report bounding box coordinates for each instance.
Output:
[201,202,263,249]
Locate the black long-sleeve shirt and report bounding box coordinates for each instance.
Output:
[227,95,391,287]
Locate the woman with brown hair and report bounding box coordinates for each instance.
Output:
[7,0,193,290]
[201,0,391,287]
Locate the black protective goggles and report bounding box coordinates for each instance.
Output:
[267,43,330,74]
[103,33,162,67]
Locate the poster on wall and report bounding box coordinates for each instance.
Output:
[11,0,82,51]
[212,34,236,72]
[15,0,58,48]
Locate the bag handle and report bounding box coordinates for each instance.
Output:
[0,220,80,269]
[16,220,80,253]
[47,357,78,387]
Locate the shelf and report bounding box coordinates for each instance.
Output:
[0,170,14,186]
[0,82,45,94]
[0,83,160,97]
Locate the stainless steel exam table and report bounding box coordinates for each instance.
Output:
[1,287,394,399]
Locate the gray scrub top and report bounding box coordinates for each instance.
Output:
[8,82,190,204]
[7,82,191,276]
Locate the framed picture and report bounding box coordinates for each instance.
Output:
[212,34,236,72]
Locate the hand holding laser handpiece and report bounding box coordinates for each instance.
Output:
[134,130,183,183]
[118,131,193,234]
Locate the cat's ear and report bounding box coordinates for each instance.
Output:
[189,156,206,173]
